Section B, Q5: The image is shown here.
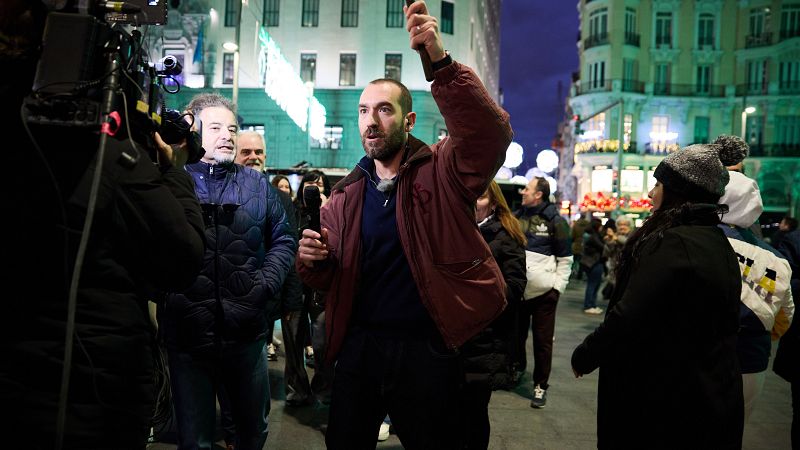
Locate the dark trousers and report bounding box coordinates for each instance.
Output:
[325,331,464,449]
[281,310,312,403]
[217,386,236,445]
[516,289,560,389]
[309,301,334,402]
[168,339,269,450]
[460,382,492,450]
[584,263,604,309]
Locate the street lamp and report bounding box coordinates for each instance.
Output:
[741,106,756,141]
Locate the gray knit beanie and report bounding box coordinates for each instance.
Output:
[653,135,749,203]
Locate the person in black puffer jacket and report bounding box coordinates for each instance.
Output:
[160,94,296,450]
[460,180,526,449]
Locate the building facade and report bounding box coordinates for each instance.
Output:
[562,0,800,220]
[147,0,501,169]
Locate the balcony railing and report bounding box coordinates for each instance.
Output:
[577,79,612,95]
[652,83,726,97]
[779,81,800,95]
[621,79,644,93]
[780,28,800,41]
[748,144,800,157]
[584,32,609,49]
[736,83,769,96]
[624,32,640,47]
[746,32,773,48]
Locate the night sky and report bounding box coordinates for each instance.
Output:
[500,1,579,174]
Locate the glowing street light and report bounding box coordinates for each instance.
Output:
[741,106,756,141]
[503,142,524,169]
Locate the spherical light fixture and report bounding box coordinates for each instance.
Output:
[503,142,524,169]
[536,149,559,173]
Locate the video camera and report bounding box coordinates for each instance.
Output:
[22,0,203,165]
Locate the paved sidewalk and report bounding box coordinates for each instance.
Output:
[148,279,793,449]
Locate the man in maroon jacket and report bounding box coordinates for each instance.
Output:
[297,1,513,447]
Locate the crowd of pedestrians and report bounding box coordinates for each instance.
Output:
[3,1,798,449]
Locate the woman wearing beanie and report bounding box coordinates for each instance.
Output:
[571,137,746,449]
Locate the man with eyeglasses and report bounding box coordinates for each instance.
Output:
[159,93,296,449]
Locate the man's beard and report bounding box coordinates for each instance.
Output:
[211,149,235,165]
[361,124,405,162]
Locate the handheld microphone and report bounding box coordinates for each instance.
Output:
[303,185,322,233]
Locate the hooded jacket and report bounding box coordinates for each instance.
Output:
[719,171,795,372]
[297,61,513,362]
[162,162,296,354]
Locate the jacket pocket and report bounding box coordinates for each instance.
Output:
[434,257,484,277]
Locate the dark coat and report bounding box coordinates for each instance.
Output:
[162,163,296,354]
[4,135,206,444]
[774,318,800,382]
[461,215,526,389]
[275,189,303,313]
[572,218,743,449]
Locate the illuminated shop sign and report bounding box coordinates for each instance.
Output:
[591,165,614,192]
[258,27,326,140]
[620,166,644,193]
[647,169,656,191]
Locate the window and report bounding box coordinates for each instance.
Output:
[654,64,671,94]
[775,116,800,146]
[385,53,402,81]
[625,8,637,34]
[302,0,319,27]
[779,61,800,92]
[222,53,235,84]
[241,124,265,135]
[746,59,768,94]
[696,65,711,94]
[312,125,344,149]
[623,58,637,91]
[625,7,639,45]
[341,0,358,27]
[386,0,404,28]
[745,115,763,147]
[694,117,710,144]
[441,1,454,34]
[585,113,606,139]
[589,8,608,38]
[339,53,356,86]
[263,0,280,26]
[224,0,239,27]
[652,116,670,140]
[589,61,605,90]
[781,4,800,39]
[655,12,672,47]
[697,13,715,48]
[301,53,317,84]
[749,8,770,35]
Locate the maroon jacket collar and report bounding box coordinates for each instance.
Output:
[332,134,431,192]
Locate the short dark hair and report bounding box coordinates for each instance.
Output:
[368,78,413,116]
[186,93,236,118]
[301,170,330,194]
[534,177,550,201]
[783,216,798,231]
